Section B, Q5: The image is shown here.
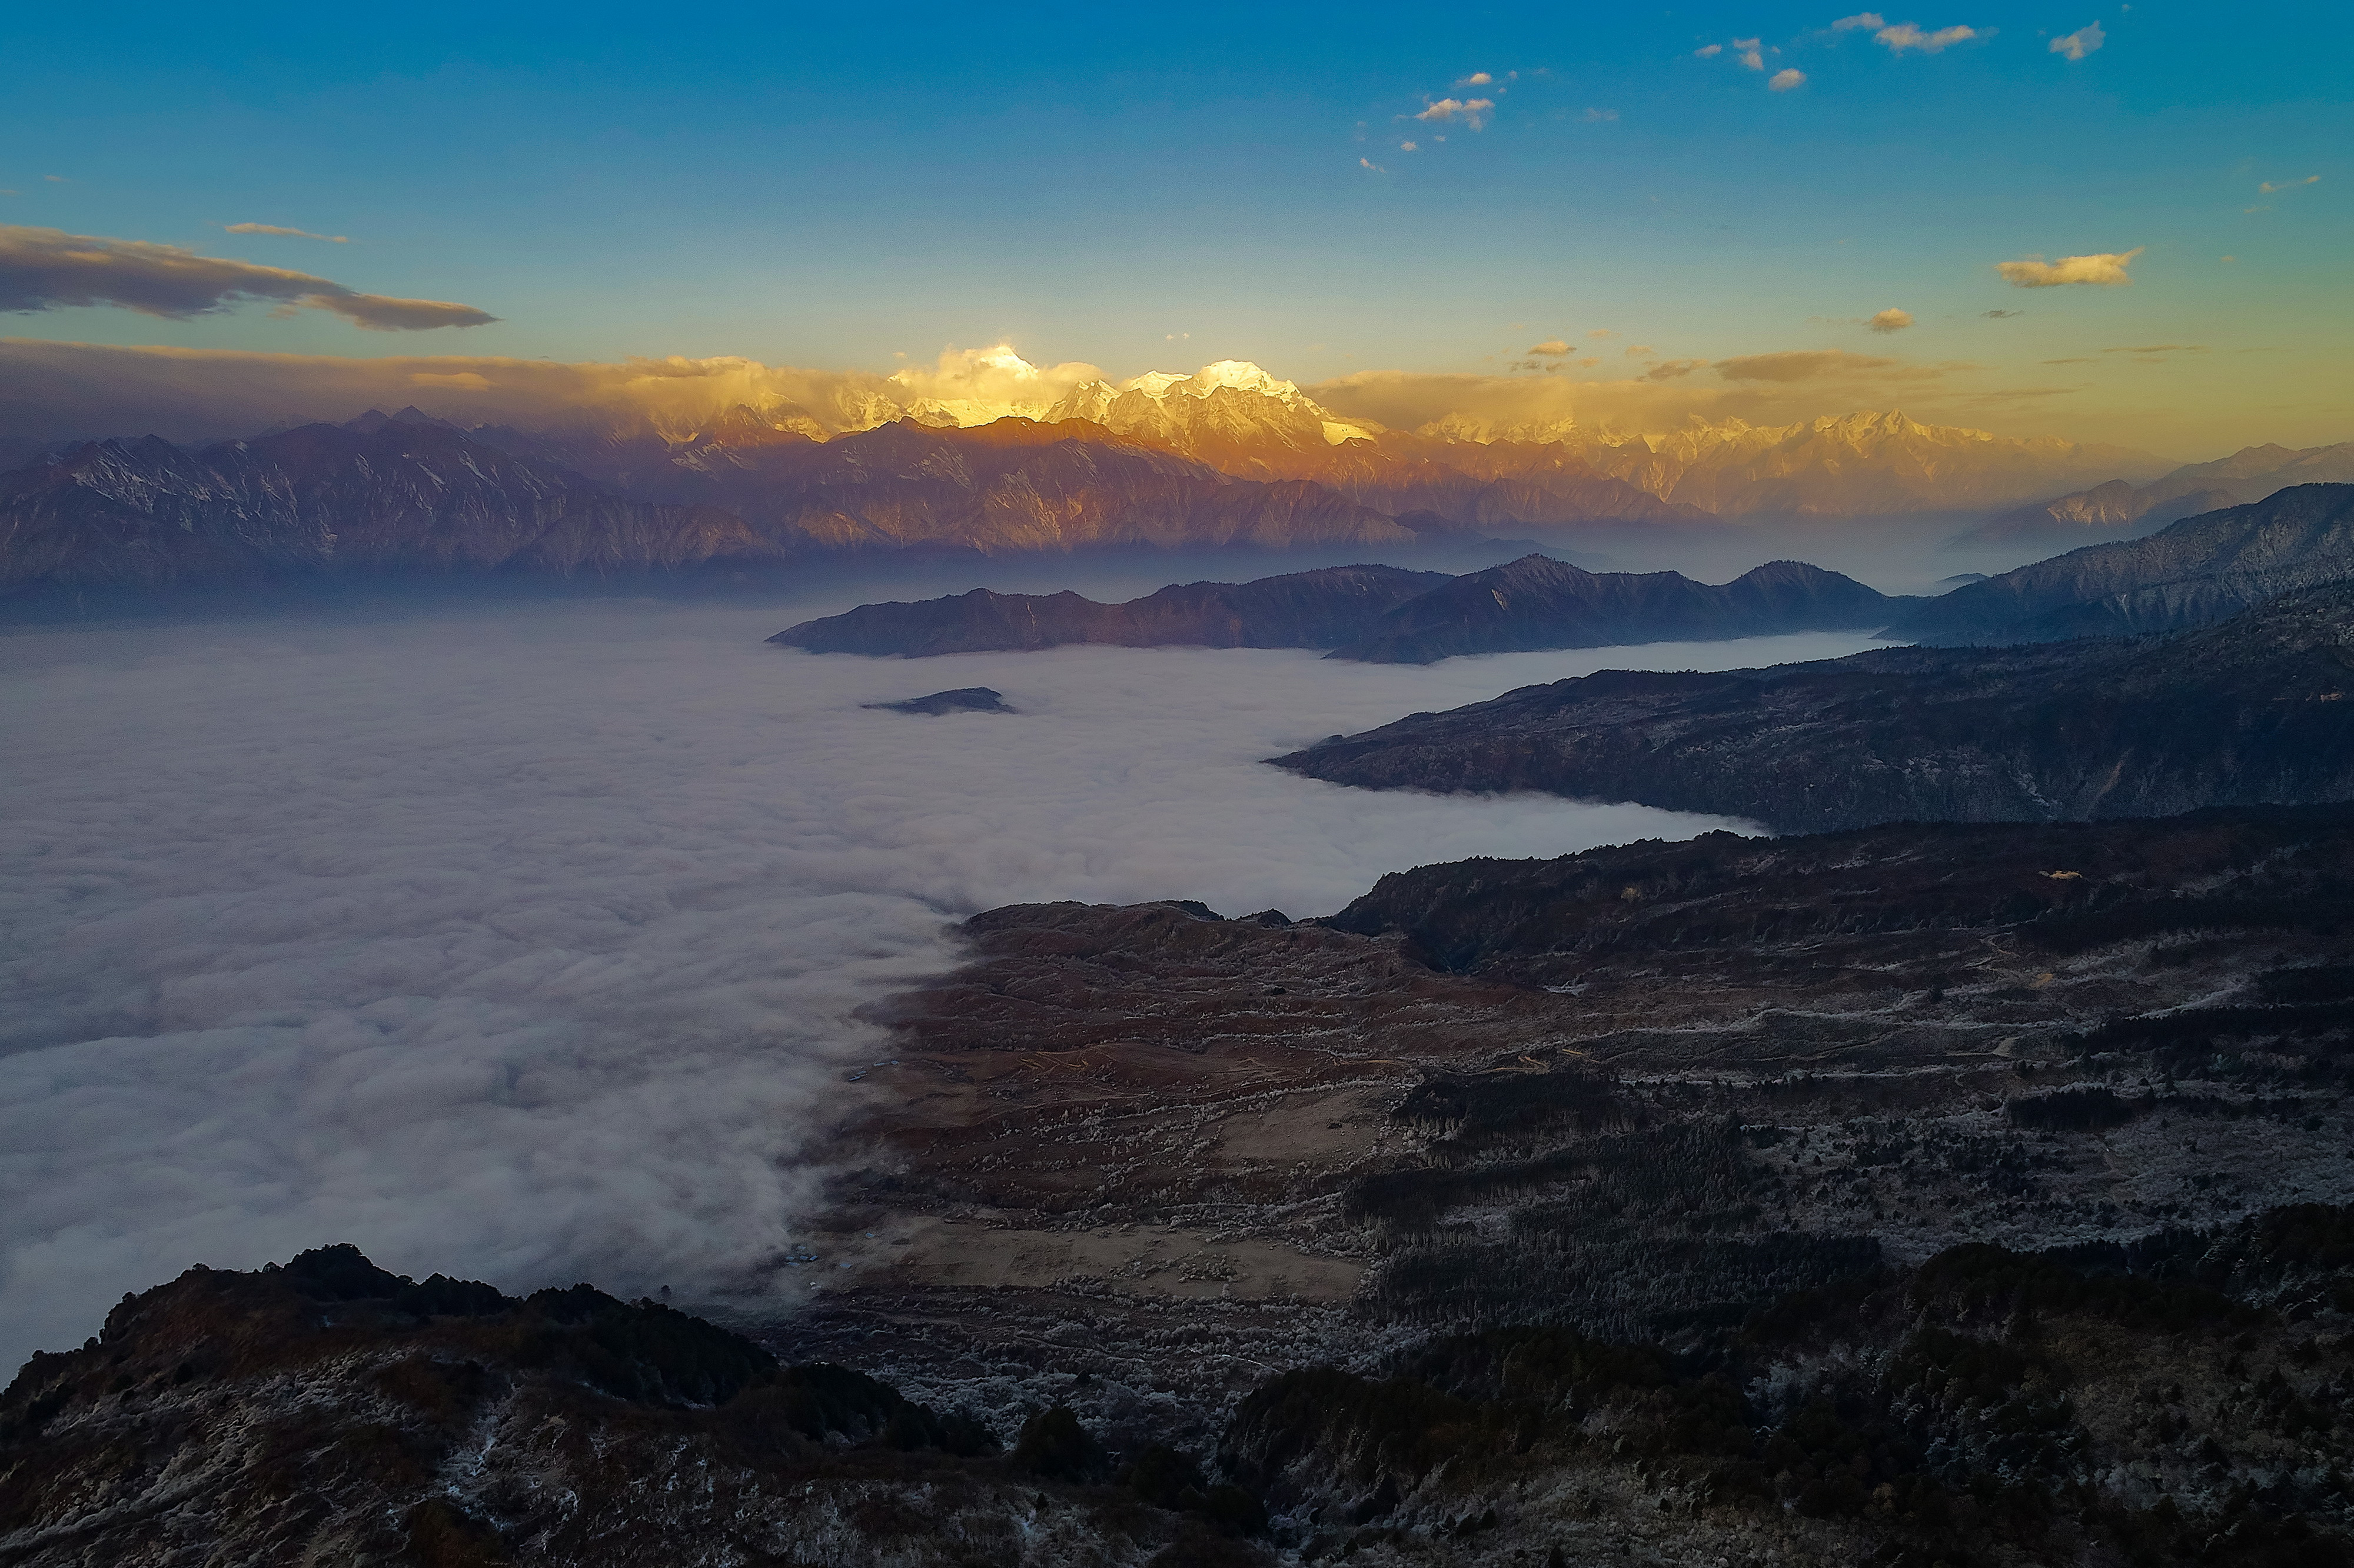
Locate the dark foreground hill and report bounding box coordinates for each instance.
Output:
[1273,575,2354,833]
[0,1244,1261,1568]
[772,554,1900,662]
[1897,482,2354,644]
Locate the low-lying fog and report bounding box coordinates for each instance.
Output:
[0,582,1879,1370]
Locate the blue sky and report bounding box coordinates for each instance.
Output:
[1,1,2345,450]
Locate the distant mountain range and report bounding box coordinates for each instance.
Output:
[772,555,1903,663]
[1894,482,2354,644]
[5,358,2336,601]
[1960,441,2354,547]
[0,421,766,591]
[1273,571,2354,833]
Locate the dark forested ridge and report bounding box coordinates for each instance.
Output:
[1321,552,1901,663]
[772,553,1900,662]
[1274,576,2354,833]
[770,563,1451,655]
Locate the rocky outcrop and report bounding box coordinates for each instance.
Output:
[1322,554,1901,664]
[772,564,1451,655]
[0,1244,1269,1567]
[1272,576,2354,831]
[1894,482,2354,642]
[863,686,1014,714]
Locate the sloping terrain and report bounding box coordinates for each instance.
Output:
[790,803,2354,1564]
[1273,576,2354,832]
[1894,483,2354,644]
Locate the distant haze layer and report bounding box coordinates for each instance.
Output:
[0,592,1878,1370]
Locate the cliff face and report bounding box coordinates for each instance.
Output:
[1322,554,1900,664]
[1897,483,2354,643]
[1272,577,2354,833]
[772,563,1452,655]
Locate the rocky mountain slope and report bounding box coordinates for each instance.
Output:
[0,421,770,591]
[802,801,2354,1565]
[772,564,1452,655]
[1894,483,2354,643]
[1323,553,1900,664]
[1272,575,2354,831]
[1964,441,2354,547]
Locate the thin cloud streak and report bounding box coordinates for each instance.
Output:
[0,225,493,330]
[224,223,350,243]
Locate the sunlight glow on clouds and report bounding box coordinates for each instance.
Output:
[1996,247,2142,287]
[2048,22,2104,60]
[1414,97,1493,128]
[1868,308,1914,332]
[1874,20,1981,54]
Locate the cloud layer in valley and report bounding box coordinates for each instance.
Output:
[0,225,493,330]
[0,592,1880,1371]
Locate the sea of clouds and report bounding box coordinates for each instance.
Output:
[0,588,1877,1370]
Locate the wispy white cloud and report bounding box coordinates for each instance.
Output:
[1694,42,1724,56]
[1526,338,1572,356]
[1868,307,1914,332]
[1458,71,1493,86]
[225,222,350,244]
[1361,157,1388,172]
[1770,68,1808,90]
[1581,106,1619,122]
[2259,174,2320,195]
[1874,20,1980,53]
[1731,36,1766,69]
[2048,21,2103,59]
[1414,96,1494,128]
[1831,12,1886,29]
[1399,139,1418,151]
[1994,247,2142,287]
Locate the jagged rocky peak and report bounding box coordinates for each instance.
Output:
[1045,361,1383,451]
[341,404,457,435]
